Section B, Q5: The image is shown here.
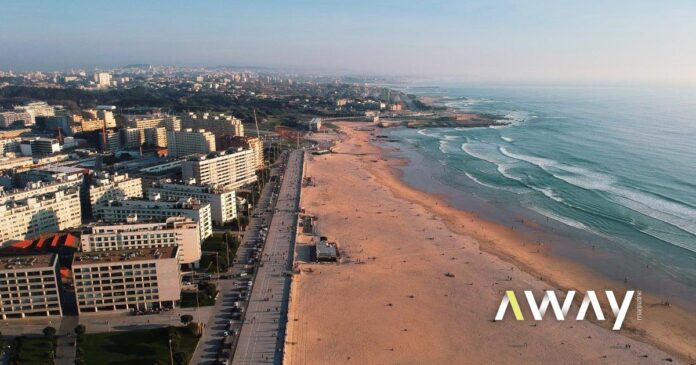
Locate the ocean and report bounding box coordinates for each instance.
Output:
[384,85,696,308]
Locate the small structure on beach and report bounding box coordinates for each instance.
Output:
[315,241,338,262]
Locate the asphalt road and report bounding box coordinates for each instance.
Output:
[232,150,303,365]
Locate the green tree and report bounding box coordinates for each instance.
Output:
[74,324,86,337]
[42,326,56,338]
[180,314,193,325]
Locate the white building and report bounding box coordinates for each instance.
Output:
[81,217,201,265]
[88,172,143,214]
[166,129,216,157]
[72,246,181,313]
[19,137,61,156]
[0,187,82,244]
[93,198,212,241]
[14,102,55,125]
[148,181,236,225]
[181,148,257,190]
[94,72,112,88]
[181,112,244,136]
[0,254,63,319]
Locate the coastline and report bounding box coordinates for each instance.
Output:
[284,122,695,364]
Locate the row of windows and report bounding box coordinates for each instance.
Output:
[75,276,158,287]
[1,286,57,293]
[73,263,156,273]
[2,303,60,312]
[77,282,157,292]
[79,295,160,306]
[0,271,54,278]
[75,269,156,279]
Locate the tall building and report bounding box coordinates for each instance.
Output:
[123,115,181,132]
[144,127,167,148]
[0,254,63,319]
[147,181,236,225]
[87,172,143,216]
[221,136,264,170]
[181,149,257,190]
[72,246,181,313]
[81,217,201,264]
[0,111,32,128]
[0,187,82,244]
[94,72,111,88]
[120,128,142,149]
[181,112,244,136]
[166,129,216,157]
[93,198,212,241]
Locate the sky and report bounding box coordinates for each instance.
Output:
[1,0,696,84]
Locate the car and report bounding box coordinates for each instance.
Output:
[223,331,229,337]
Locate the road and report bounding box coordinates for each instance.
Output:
[189,161,283,365]
[232,150,304,365]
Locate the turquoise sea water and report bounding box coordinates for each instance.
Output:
[385,85,696,307]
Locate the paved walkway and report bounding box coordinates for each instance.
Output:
[232,150,303,365]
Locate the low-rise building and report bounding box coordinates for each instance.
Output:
[0,111,32,128]
[147,181,236,225]
[72,246,181,313]
[81,217,201,265]
[0,254,62,319]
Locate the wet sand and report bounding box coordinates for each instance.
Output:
[284,122,696,364]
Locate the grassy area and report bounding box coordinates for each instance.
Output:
[200,232,238,274]
[9,336,54,365]
[180,289,216,308]
[80,327,198,365]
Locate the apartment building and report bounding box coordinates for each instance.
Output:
[0,254,62,319]
[72,246,181,313]
[87,172,143,212]
[0,111,32,128]
[147,181,236,225]
[181,148,257,190]
[14,102,56,125]
[81,217,201,264]
[123,115,181,132]
[93,198,212,241]
[0,187,82,244]
[181,112,244,136]
[144,127,167,148]
[166,129,216,157]
[221,136,264,170]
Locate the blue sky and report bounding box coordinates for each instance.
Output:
[1,0,695,83]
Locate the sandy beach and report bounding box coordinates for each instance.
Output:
[284,122,696,364]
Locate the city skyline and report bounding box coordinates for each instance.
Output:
[2,0,696,84]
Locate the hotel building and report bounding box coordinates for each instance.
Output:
[81,217,201,264]
[72,246,181,313]
[181,148,257,190]
[0,254,62,319]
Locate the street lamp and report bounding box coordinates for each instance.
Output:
[168,338,174,365]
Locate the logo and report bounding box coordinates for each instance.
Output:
[495,290,635,330]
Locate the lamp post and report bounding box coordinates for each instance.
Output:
[168,338,174,365]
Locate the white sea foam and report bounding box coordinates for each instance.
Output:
[417,129,440,138]
[530,206,592,232]
[531,186,564,202]
[501,136,513,142]
[464,172,500,190]
[498,146,696,236]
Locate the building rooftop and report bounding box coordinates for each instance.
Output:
[0,233,79,253]
[73,246,177,265]
[0,253,55,270]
